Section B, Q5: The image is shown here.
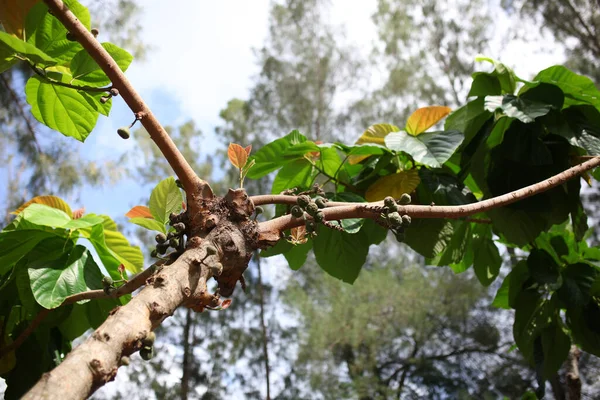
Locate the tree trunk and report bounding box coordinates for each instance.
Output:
[181,308,193,400]
[565,345,582,400]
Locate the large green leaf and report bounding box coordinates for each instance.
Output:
[28,245,104,309]
[25,0,90,64]
[149,177,183,227]
[20,204,103,230]
[82,216,143,274]
[558,263,597,309]
[313,227,369,284]
[25,75,99,141]
[513,291,556,361]
[438,221,471,267]
[484,94,555,124]
[475,56,517,94]
[404,219,454,259]
[246,130,307,179]
[527,249,561,286]
[533,65,600,112]
[332,192,366,233]
[70,42,133,86]
[284,240,312,271]
[472,226,502,286]
[128,217,166,234]
[384,130,464,168]
[468,72,501,97]
[540,323,571,379]
[271,159,315,195]
[562,106,600,156]
[0,31,56,67]
[0,230,54,275]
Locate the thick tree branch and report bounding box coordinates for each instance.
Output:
[258,156,600,236]
[23,245,220,400]
[42,0,211,198]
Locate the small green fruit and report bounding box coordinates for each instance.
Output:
[399,193,411,205]
[401,215,412,227]
[109,88,119,97]
[254,206,264,215]
[151,249,158,258]
[140,347,154,361]
[306,220,316,233]
[157,243,169,255]
[142,331,156,347]
[315,197,327,209]
[66,32,76,41]
[101,276,113,287]
[155,233,167,244]
[384,196,396,208]
[119,356,130,366]
[314,211,324,223]
[291,205,304,218]
[173,222,185,232]
[297,195,311,208]
[103,285,116,295]
[388,212,402,226]
[206,245,217,256]
[117,127,130,139]
[91,28,99,37]
[169,238,179,248]
[306,202,319,216]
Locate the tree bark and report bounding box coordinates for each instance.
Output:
[565,345,582,400]
[181,308,193,400]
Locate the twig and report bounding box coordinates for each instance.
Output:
[0,262,159,360]
[42,0,209,197]
[30,64,111,93]
[259,156,600,235]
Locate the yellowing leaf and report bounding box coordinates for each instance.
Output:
[349,124,400,165]
[228,143,248,169]
[12,195,72,216]
[0,0,39,39]
[405,106,452,136]
[125,205,153,219]
[290,226,308,245]
[365,170,421,202]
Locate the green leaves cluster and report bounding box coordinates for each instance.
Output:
[255,59,600,387]
[0,196,142,398]
[0,0,133,141]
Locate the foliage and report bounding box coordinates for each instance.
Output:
[1,0,600,398]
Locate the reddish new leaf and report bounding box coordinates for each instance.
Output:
[72,207,86,219]
[244,145,252,156]
[228,143,248,169]
[125,205,153,219]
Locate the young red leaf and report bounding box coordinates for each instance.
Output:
[72,207,86,219]
[244,145,252,155]
[125,205,153,219]
[228,143,248,169]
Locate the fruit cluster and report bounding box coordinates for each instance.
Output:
[290,194,328,236]
[381,194,412,242]
[151,213,186,258]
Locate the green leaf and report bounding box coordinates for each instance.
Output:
[567,304,600,356]
[558,263,597,309]
[271,159,315,195]
[0,230,54,275]
[468,72,501,97]
[384,130,464,168]
[148,177,183,227]
[513,291,556,361]
[28,245,104,309]
[58,304,90,341]
[332,192,366,233]
[472,226,502,286]
[562,106,600,156]
[438,221,471,266]
[246,130,307,179]
[492,275,510,309]
[0,31,56,66]
[284,240,312,270]
[82,216,143,274]
[313,228,370,283]
[25,75,99,141]
[484,95,555,123]
[70,42,133,86]
[63,214,104,230]
[319,147,342,178]
[475,56,517,94]
[404,219,454,259]
[540,323,570,379]
[532,65,600,111]
[444,97,491,147]
[260,238,293,258]
[128,217,166,234]
[527,249,560,286]
[21,204,71,227]
[508,261,530,309]
[25,0,90,64]
[361,218,388,245]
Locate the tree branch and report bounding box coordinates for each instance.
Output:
[0,262,161,360]
[258,156,600,236]
[42,0,211,198]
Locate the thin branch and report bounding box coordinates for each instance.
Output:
[30,64,111,93]
[42,0,209,197]
[256,254,271,400]
[0,262,159,360]
[258,156,600,235]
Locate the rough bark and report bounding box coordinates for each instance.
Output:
[566,345,582,400]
